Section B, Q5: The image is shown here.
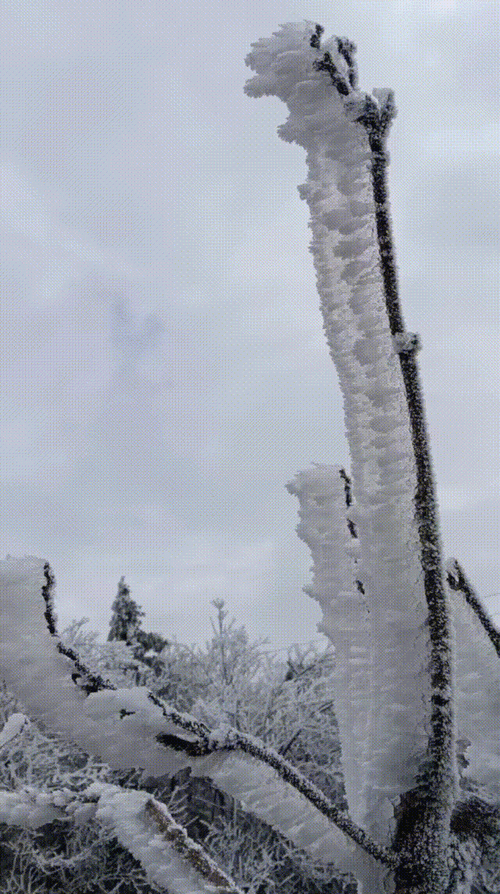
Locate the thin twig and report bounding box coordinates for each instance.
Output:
[145,798,244,893]
[145,691,397,868]
[446,559,500,658]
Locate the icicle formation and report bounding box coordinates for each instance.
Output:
[246,23,430,841]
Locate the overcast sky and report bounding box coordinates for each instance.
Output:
[1,0,498,653]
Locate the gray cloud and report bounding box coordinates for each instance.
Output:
[1,1,498,647]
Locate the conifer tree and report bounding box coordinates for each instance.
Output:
[107,577,145,645]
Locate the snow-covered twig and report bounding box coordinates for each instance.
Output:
[202,726,397,869]
[144,797,244,893]
[446,559,500,658]
[88,783,244,894]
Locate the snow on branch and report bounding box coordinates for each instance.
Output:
[144,797,244,893]
[244,22,471,892]
[0,555,394,881]
[199,725,397,870]
[0,783,244,894]
[41,561,114,695]
[0,785,95,829]
[446,559,500,658]
[392,331,421,355]
[0,556,206,778]
[246,27,460,889]
[246,24,436,848]
[285,465,372,827]
[89,783,244,894]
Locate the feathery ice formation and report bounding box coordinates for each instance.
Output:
[246,22,430,841]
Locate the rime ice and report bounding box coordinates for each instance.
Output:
[246,22,430,842]
[0,21,497,894]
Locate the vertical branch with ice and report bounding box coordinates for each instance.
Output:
[245,22,456,889]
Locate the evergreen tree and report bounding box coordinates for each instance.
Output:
[107,577,145,645]
[107,578,169,677]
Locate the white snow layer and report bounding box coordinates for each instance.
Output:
[0,712,29,747]
[0,786,71,829]
[246,23,430,842]
[0,557,200,777]
[0,555,380,880]
[87,783,242,894]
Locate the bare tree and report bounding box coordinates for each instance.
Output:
[0,21,498,894]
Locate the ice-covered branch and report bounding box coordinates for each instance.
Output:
[0,783,244,894]
[88,691,398,872]
[90,784,244,894]
[446,559,500,658]
[144,797,244,893]
[0,555,394,882]
[41,562,115,694]
[366,94,457,888]
[0,556,206,777]
[0,785,84,829]
[245,23,458,889]
[0,784,130,833]
[245,26,433,845]
[201,726,397,869]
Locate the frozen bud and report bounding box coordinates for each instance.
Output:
[392,331,421,354]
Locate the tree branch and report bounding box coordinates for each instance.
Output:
[147,694,397,868]
[313,52,457,890]
[145,798,244,893]
[446,559,500,658]
[367,113,456,892]
[207,727,398,868]
[42,562,117,695]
